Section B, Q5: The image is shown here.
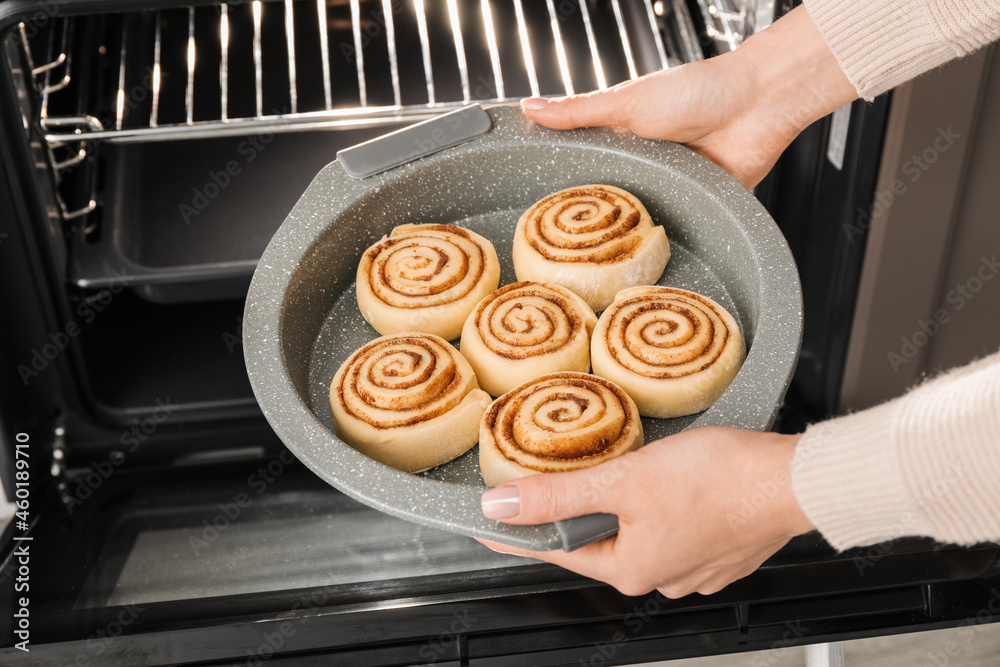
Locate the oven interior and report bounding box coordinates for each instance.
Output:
[3,0,999,662]
[12,0,706,433]
[2,0,714,625]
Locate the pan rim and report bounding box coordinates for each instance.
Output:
[244,104,803,550]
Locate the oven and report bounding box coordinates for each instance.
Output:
[1,1,998,664]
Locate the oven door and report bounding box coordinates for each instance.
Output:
[4,455,1000,664]
[2,0,1000,664]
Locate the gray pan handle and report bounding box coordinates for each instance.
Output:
[554,513,620,552]
[336,105,492,179]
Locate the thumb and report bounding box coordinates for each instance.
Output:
[521,88,633,131]
[480,465,623,526]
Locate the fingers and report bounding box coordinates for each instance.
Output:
[521,86,635,131]
[656,543,782,598]
[479,537,687,598]
[477,537,636,593]
[481,456,633,525]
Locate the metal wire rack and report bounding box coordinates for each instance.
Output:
[13,0,704,231]
[24,0,702,144]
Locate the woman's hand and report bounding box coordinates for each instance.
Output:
[521,6,857,189]
[478,427,814,598]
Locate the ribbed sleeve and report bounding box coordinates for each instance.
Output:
[792,349,1000,550]
[804,0,1000,100]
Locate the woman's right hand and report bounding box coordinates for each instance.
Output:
[521,6,857,189]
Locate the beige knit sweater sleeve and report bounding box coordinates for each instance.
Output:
[791,349,1000,550]
[804,0,1000,100]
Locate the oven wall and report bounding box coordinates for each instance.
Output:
[839,45,1000,411]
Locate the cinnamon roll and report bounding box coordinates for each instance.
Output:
[357,224,501,341]
[460,281,598,397]
[479,372,643,487]
[591,286,746,418]
[512,185,670,311]
[330,333,492,473]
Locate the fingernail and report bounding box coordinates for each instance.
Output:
[481,485,520,519]
[521,97,548,111]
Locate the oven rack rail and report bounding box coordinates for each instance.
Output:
[23,0,703,146]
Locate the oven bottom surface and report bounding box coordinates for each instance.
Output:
[3,453,999,664]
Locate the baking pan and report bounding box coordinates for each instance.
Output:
[243,104,803,551]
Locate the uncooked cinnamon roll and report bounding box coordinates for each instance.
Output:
[460,281,598,397]
[512,184,670,311]
[357,224,501,341]
[479,372,643,487]
[591,286,746,418]
[330,333,492,473]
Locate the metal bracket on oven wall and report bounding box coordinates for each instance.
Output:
[335,105,492,179]
[20,17,100,235]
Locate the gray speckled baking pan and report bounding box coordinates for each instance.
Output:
[243,104,803,551]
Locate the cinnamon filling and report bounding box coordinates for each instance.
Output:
[605,290,731,379]
[484,373,636,471]
[366,225,488,308]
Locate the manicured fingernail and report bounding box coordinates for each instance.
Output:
[521,97,548,110]
[481,485,520,519]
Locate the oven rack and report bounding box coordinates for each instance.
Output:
[25,0,702,146]
[17,20,98,223]
[9,0,704,291]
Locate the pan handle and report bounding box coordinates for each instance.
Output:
[554,513,620,552]
[336,105,492,179]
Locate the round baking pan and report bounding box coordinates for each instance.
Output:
[244,105,802,551]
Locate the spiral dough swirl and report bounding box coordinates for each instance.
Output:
[366,225,488,308]
[461,282,597,397]
[512,185,670,311]
[336,334,470,428]
[479,372,643,485]
[330,333,492,472]
[521,185,652,263]
[604,288,734,378]
[473,282,592,360]
[591,286,746,418]
[357,224,501,340]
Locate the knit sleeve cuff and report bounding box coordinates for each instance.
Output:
[804,0,960,100]
[790,400,934,551]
